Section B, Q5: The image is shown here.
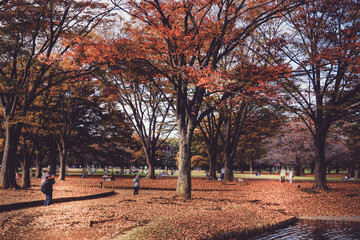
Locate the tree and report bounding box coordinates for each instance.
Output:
[103,69,174,179]
[191,155,208,170]
[64,92,134,171]
[196,112,224,180]
[221,99,248,181]
[275,0,360,189]
[344,123,360,178]
[49,78,100,180]
[219,58,289,181]
[261,120,314,176]
[112,0,302,199]
[18,98,50,187]
[0,0,112,188]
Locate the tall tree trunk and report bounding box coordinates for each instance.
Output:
[147,164,156,179]
[176,122,193,199]
[49,138,58,175]
[349,165,355,178]
[147,152,156,179]
[58,148,67,180]
[223,118,234,181]
[57,136,68,181]
[223,117,234,181]
[310,164,315,174]
[0,130,11,189]
[199,112,223,181]
[208,150,217,180]
[295,156,301,176]
[249,160,253,174]
[35,151,42,178]
[175,88,194,199]
[145,147,156,179]
[20,137,38,187]
[224,152,234,181]
[223,104,247,181]
[35,141,44,178]
[20,155,31,188]
[313,130,328,190]
[0,123,22,189]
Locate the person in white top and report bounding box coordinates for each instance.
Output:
[288,168,294,183]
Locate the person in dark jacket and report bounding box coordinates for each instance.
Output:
[133,175,141,195]
[42,174,55,206]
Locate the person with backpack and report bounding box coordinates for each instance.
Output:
[41,174,55,206]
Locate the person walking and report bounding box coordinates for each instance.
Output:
[133,175,141,195]
[280,166,286,183]
[288,168,294,183]
[41,174,55,206]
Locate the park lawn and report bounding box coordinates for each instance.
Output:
[233,173,355,182]
[38,168,358,183]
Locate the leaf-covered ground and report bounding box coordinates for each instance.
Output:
[0,176,359,240]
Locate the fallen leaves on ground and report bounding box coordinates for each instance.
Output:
[0,176,359,240]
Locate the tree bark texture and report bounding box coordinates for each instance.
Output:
[313,130,328,190]
[223,104,247,181]
[175,90,193,199]
[0,123,22,189]
[20,155,31,188]
[58,142,67,181]
[176,124,192,199]
[59,149,67,180]
[144,145,156,179]
[200,113,223,181]
[295,156,302,176]
[49,139,58,175]
[35,151,42,178]
[208,150,218,180]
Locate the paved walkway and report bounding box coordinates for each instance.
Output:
[299,216,360,222]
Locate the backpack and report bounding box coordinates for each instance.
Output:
[41,182,48,194]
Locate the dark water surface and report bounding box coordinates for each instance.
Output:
[254,220,360,240]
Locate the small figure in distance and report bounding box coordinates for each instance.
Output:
[218,173,224,181]
[41,174,55,206]
[288,167,294,183]
[133,175,141,195]
[280,166,286,183]
[103,174,111,181]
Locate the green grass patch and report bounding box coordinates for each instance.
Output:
[116,218,173,240]
[34,168,359,182]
